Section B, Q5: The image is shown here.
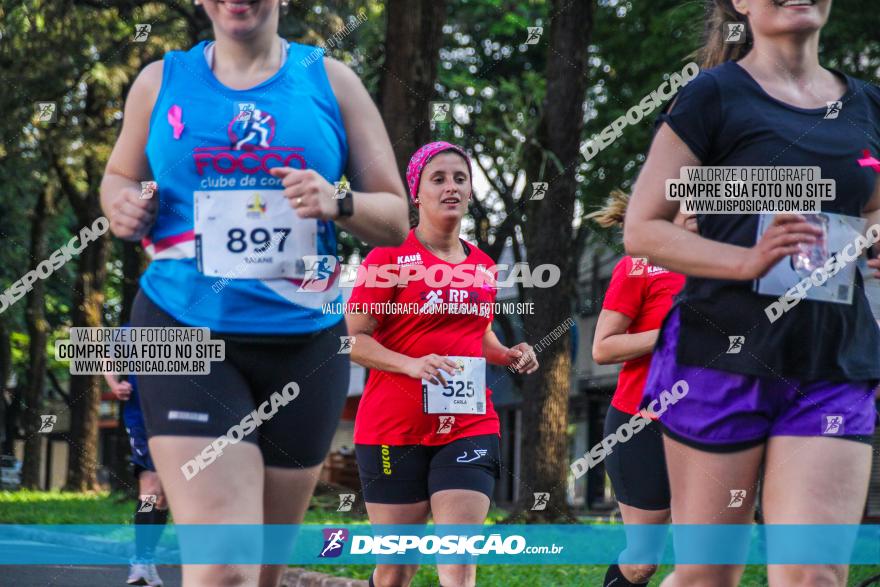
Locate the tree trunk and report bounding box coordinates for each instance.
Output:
[21,184,55,489]
[65,234,110,491]
[51,75,114,491]
[379,0,447,179]
[0,317,11,455]
[511,0,594,522]
[108,241,144,492]
[121,241,142,324]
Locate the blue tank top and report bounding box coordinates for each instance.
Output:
[142,40,347,334]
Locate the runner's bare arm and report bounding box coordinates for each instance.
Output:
[481,323,511,366]
[102,372,132,400]
[345,312,458,384]
[625,124,818,281]
[324,57,409,246]
[863,174,880,278]
[100,61,163,241]
[483,323,537,373]
[344,312,411,373]
[592,309,658,365]
[103,339,123,386]
[102,372,119,388]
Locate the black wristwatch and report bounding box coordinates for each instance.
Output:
[336,190,354,218]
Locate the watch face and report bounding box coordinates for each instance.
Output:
[338,191,354,217]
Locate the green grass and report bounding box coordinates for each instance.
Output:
[2,490,879,586]
[0,489,134,524]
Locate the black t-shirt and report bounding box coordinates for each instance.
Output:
[659,60,880,381]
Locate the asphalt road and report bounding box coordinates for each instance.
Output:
[0,565,182,587]
[0,539,181,586]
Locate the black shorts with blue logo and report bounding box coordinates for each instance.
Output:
[355,434,500,504]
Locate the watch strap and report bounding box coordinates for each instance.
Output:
[336,190,354,218]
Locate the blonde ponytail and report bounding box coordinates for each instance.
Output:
[586,189,630,229]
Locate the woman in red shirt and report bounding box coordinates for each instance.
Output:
[589,190,695,587]
[345,141,537,587]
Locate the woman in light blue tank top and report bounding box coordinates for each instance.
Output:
[100,1,408,585]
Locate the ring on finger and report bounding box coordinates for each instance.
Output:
[296,196,303,207]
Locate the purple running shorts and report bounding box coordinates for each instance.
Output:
[641,306,878,451]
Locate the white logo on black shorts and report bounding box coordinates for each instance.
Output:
[456,449,488,463]
[168,410,209,423]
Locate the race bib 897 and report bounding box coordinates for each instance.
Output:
[194,190,316,279]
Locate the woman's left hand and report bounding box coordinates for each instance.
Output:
[270,167,340,221]
[505,342,538,374]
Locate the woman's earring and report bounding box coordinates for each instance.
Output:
[281,0,290,15]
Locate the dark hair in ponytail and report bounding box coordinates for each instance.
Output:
[696,0,753,69]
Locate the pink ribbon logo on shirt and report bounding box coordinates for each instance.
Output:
[858,149,880,173]
[167,105,184,139]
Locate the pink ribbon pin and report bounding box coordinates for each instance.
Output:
[858,149,880,173]
[167,105,184,139]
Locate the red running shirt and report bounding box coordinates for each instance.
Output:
[602,256,685,415]
[349,229,500,445]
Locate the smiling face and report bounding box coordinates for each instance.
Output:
[733,0,831,37]
[199,0,280,40]
[416,151,472,225]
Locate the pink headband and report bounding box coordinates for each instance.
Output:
[405,141,473,203]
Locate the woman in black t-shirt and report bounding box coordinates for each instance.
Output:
[624,1,880,586]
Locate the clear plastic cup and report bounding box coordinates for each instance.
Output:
[790,213,829,278]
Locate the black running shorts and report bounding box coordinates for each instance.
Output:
[355,434,500,504]
[603,405,670,510]
[131,290,350,468]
